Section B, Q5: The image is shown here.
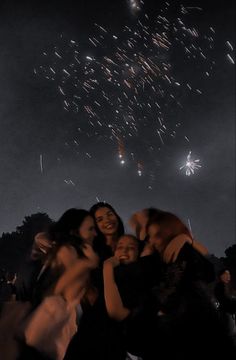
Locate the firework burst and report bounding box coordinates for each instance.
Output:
[34,2,216,182]
[180,151,201,176]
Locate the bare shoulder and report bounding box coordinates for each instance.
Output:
[56,245,78,268]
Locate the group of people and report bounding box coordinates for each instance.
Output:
[2,202,236,359]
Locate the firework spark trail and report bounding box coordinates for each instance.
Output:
[187,218,193,236]
[226,41,234,51]
[35,3,216,180]
[227,54,235,65]
[225,40,234,64]
[64,179,76,186]
[40,154,43,173]
[137,161,143,176]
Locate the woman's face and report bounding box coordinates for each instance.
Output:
[115,236,139,264]
[220,270,231,284]
[147,223,165,252]
[79,216,97,245]
[95,207,119,237]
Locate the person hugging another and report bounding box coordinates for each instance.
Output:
[103,235,140,321]
[145,211,235,360]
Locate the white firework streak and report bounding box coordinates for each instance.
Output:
[180,151,201,176]
[187,218,193,236]
[40,154,43,173]
[35,4,217,180]
[227,54,235,65]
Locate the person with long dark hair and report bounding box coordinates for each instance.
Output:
[16,209,99,360]
[90,202,124,260]
[49,208,97,247]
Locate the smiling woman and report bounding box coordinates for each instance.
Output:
[90,202,124,257]
[114,235,140,265]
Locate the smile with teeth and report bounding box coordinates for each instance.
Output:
[105,223,115,229]
[119,255,128,260]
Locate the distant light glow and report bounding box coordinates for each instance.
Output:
[128,0,142,15]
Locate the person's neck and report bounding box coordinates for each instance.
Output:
[106,235,118,252]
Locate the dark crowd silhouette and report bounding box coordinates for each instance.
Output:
[0,204,235,360]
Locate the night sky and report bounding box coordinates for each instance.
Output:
[0,0,235,256]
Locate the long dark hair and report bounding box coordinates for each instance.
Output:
[90,202,124,259]
[90,202,124,237]
[48,208,91,256]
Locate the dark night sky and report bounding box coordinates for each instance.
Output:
[0,0,235,256]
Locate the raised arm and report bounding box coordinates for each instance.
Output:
[103,257,130,321]
[163,234,209,263]
[54,244,99,298]
[129,210,149,240]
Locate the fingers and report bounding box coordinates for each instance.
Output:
[104,256,120,267]
[163,236,186,263]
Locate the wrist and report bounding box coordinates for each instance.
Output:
[103,261,115,271]
[85,258,98,270]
